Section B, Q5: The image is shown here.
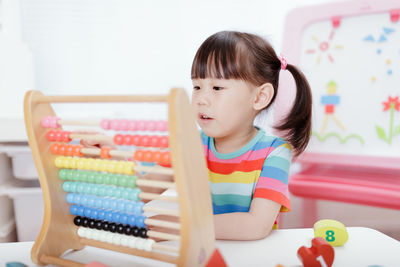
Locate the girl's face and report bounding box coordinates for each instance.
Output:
[191,78,258,142]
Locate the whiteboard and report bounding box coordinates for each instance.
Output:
[279,0,400,164]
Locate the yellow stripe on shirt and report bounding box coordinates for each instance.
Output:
[208,170,261,184]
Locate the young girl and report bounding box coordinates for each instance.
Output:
[191,31,312,240]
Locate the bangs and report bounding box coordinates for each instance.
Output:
[191,32,252,81]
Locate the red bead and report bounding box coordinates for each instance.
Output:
[140,135,150,147]
[50,143,59,154]
[132,135,140,146]
[114,134,124,145]
[55,131,63,142]
[159,136,169,148]
[62,131,71,142]
[46,131,55,141]
[123,135,133,145]
[149,136,160,147]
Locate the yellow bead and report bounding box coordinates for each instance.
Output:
[77,159,85,169]
[107,160,117,173]
[62,157,71,168]
[69,158,77,169]
[55,157,64,168]
[100,161,108,172]
[84,158,94,170]
[92,159,101,171]
[123,162,134,175]
[115,162,125,174]
[314,219,348,246]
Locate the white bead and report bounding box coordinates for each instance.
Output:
[136,238,145,250]
[99,231,108,242]
[85,229,93,239]
[112,234,122,246]
[92,230,100,241]
[144,239,154,251]
[106,232,114,244]
[128,237,137,248]
[120,236,129,247]
[77,227,85,237]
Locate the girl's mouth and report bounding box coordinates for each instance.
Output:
[199,114,213,121]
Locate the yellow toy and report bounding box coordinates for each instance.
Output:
[314,219,348,247]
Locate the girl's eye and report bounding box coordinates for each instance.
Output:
[193,86,200,90]
[213,86,223,91]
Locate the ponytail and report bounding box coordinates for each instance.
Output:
[274,64,312,157]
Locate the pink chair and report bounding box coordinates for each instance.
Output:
[276,0,400,227]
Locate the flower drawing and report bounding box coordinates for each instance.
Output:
[376,96,400,145]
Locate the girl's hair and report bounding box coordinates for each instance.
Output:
[191,31,312,156]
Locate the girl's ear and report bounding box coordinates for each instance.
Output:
[253,83,274,110]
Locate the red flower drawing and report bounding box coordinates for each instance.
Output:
[382,96,400,111]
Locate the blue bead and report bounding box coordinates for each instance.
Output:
[87,196,95,207]
[98,210,106,220]
[117,200,125,211]
[91,209,99,219]
[120,214,128,224]
[109,199,117,210]
[128,215,136,226]
[73,193,81,204]
[66,193,75,204]
[70,205,78,215]
[112,212,121,223]
[84,207,93,217]
[133,201,144,214]
[136,215,146,227]
[81,195,89,206]
[125,202,135,213]
[103,199,111,209]
[94,197,103,208]
[105,211,113,222]
[77,206,85,216]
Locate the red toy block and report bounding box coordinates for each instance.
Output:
[297,237,334,267]
[206,248,228,267]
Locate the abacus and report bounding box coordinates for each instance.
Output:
[24,88,216,266]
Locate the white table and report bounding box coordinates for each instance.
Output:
[1,227,399,267]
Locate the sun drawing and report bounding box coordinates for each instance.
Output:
[305,30,343,64]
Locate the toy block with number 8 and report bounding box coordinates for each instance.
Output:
[314,219,348,247]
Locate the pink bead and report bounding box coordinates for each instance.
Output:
[137,120,146,131]
[100,119,111,130]
[156,121,168,132]
[120,120,129,131]
[111,120,121,131]
[128,120,137,131]
[146,121,156,131]
[41,116,51,128]
[49,117,60,129]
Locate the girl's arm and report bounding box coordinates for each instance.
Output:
[213,198,281,240]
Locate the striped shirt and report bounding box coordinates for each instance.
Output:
[201,128,292,214]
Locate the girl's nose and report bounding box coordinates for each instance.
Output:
[196,90,211,106]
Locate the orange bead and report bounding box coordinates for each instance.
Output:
[159,151,171,166]
[143,150,153,162]
[50,143,59,154]
[100,147,112,159]
[134,150,144,161]
[152,151,161,163]
[73,145,83,157]
[58,143,67,155]
[66,145,74,156]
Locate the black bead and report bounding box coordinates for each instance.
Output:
[132,226,139,237]
[73,216,82,226]
[109,223,117,233]
[116,224,124,234]
[102,221,109,231]
[139,228,148,238]
[124,226,132,236]
[88,219,96,229]
[95,220,103,230]
[82,217,89,227]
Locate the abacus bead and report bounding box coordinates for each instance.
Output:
[41,116,51,128]
[128,215,136,226]
[91,209,99,219]
[90,185,99,195]
[66,193,74,203]
[66,145,74,156]
[132,226,139,236]
[152,151,162,163]
[114,188,122,198]
[102,221,110,231]
[70,205,79,215]
[121,188,130,199]
[92,159,101,171]
[87,195,96,207]
[77,227,86,237]
[144,239,155,251]
[87,172,96,184]
[120,214,128,225]
[76,183,84,193]
[84,207,93,218]
[112,212,121,223]
[134,150,144,161]
[121,235,129,246]
[103,199,111,210]
[118,175,127,187]
[140,135,150,147]
[137,120,146,131]
[92,229,100,241]
[128,120,137,131]
[107,161,116,173]
[69,182,77,193]
[100,119,111,130]
[77,206,85,216]
[149,136,159,147]
[109,223,117,233]
[123,163,133,175]
[128,237,137,248]
[99,231,108,242]
[112,234,121,246]
[73,145,83,157]
[132,135,140,146]
[126,176,136,188]
[105,232,114,244]
[98,210,106,220]
[50,117,60,128]
[136,238,145,250]
[79,171,88,182]
[120,120,129,131]
[77,159,85,169]
[157,120,167,132]
[125,202,135,213]
[111,120,122,130]
[62,181,71,192]
[55,131,63,142]
[123,135,133,145]
[147,120,156,131]
[82,218,89,227]
[124,226,132,235]
[95,220,103,230]
[117,224,125,234]
[159,136,168,148]
[55,157,64,168]
[117,200,126,211]
[139,228,148,238]
[143,151,153,162]
[94,197,103,208]
[88,219,96,229]
[136,216,146,228]
[74,216,82,226]
[113,134,124,145]
[132,189,141,202]
[50,143,59,154]
[95,173,103,184]
[115,162,125,174]
[59,169,68,179]
[63,131,71,142]
[47,130,56,141]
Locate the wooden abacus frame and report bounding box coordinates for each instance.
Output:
[24,88,215,266]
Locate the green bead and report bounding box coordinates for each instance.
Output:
[70,182,77,193]
[110,174,118,186]
[59,169,68,180]
[114,188,122,198]
[80,171,88,182]
[76,183,84,193]
[122,188,130,199]
[95,173,103,184]
[103,174,112,185]
[83,184,92,194]
[118,175,127,187]
[87,172,95,184]
[66,170,74,180]
[132,188,141,201]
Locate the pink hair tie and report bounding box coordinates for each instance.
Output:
[278,53,288,70]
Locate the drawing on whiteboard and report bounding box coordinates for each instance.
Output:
[376,96,400,145]
[312,81,364,145]
[305,30,343,64]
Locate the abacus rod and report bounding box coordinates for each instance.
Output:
[59,119,100,127]
[144,218,181,230]
[139,192,178,202]
[33,94,169,103]
[135,166,174,175]
[143,206,179,216]
[40,254,85,267]
[147,230,180,241]
[136,179,175,189]
[79,238,179,264]
[80,147,170,161]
